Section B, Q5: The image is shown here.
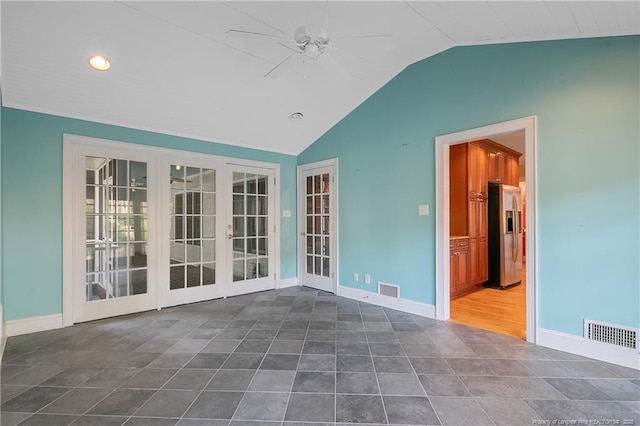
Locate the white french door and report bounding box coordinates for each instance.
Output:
[160,157,225,307]
[65,135,279,324]
[72,144,158,323]
[297,160,338,293]
[226,165,276,297]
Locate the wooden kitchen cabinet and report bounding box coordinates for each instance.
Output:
[450,237,470,298]
[450,138,520,294]
[487,150,506,183]
[468,200,479,282]
[450,142,488,291]
[506,154,520,187]
[467,196,488,284]
[467,142,488,285]
[450,144,468,237]
[468,142,488,198]
[482,140,521,186]
[468,143,481,197]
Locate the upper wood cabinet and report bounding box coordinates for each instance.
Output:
[487,150,504,183]
[468,142,487,200]
[450,144,469,237]
[481,140,521,187]
[506,155,520,187]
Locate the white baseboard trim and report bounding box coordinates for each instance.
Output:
[6,313,64,337]
[537,327,640,370]
[277,277,300,289]
[337,285,436,319]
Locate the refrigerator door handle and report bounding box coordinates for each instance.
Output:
[512,195,519,262]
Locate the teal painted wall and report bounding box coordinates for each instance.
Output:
[299,36,640,336]
[0,87,3,312]
[1,108,297,321]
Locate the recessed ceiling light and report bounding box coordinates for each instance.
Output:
[289,112,304,121]
[89,55,111,71]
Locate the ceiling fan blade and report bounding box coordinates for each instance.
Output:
[304,0,328,35]
[264,53,299,79]
[226,29,289,42]
[317,53,358,80]
[333,34,394,49]
[328,47,383,82]
[277,42,302,55]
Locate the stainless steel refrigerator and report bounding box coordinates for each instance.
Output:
[486,183,522,289]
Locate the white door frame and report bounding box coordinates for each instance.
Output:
[434,116,537,343]
[297,158,339,294]
[63,133,281,326]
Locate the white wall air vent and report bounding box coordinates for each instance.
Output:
[378,282,399,299]
[584,320,637,350]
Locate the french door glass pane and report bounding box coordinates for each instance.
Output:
[304,172,330,279]
[186,265,201,287]
[203,263,216,285]
[131,270,147,294]
[170,165,217,289]
[233,260,245,282]
[130,162,147,188]
[258,238,267,256]
[85,156,148,301]
[186,167,201,190]
[232,172,269,282]
[170,265,185,290]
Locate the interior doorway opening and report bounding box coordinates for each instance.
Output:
[435,116,537,343]
[448,133,526,339]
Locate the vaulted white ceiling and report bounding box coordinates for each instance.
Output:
[2,1,638,155]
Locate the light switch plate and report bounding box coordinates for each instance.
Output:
[282,210,291,218]
[418,204,429,216]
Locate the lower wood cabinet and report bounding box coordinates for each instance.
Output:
[450,237,471,298]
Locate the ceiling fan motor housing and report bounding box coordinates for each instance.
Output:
[294,26,331,59]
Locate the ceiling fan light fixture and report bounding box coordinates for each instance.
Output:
[289,112,304,121]
[89,55,111,71]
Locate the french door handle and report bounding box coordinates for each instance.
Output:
[227,234,233,240]
[300,232,306,236]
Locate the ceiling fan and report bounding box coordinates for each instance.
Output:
[226,3,392,79]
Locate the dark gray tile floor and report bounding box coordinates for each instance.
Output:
[1,287,639,425]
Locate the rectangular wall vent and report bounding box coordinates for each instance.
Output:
[378,282,399,299]
[584,320,637,350]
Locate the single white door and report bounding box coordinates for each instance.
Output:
[298,160,337,293]
[75,150,157,322]
[162,159,226,307]
[226,165,276,297]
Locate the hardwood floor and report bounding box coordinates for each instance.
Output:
[450,264,526,340]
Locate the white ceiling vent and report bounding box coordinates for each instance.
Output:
[584,319,637,350]
[378,282,399,299]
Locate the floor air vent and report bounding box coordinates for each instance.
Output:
[584,320,637,350]
[378,282,399,299]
